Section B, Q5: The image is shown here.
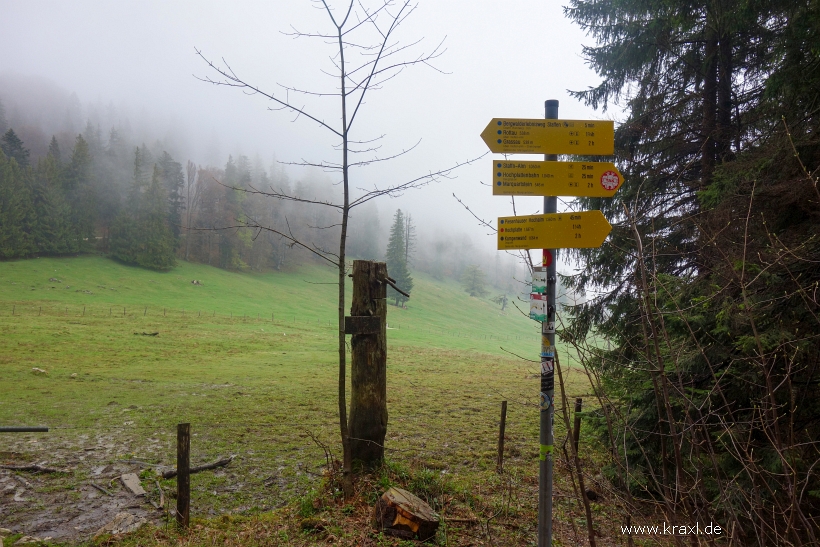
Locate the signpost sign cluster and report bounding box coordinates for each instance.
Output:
[492,160,621,198]
[480,102,619,547]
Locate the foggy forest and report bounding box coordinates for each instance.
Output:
[0,75,523,295]
[2,0,820,546]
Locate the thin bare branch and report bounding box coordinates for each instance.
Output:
[194,48,342,137]
[349,153,486,208]
[452,192,497,234]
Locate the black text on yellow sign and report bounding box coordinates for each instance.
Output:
[492,160,623,197]
[497,211,612,250]
[480,118,614,155]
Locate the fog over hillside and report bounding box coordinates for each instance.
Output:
[0,72,537,298]
[0,0,605,283]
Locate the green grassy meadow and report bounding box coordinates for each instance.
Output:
[0,255,542,350]
[0,256,601,544]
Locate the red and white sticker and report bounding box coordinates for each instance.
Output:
[600,170,620,191]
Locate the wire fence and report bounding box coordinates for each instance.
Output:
[1,303,541,342]
[0,411,579,480]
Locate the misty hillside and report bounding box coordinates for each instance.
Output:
[0,75,528,301]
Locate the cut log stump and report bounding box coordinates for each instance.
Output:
[373,487,439,541]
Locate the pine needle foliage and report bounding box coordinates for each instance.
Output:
[563,1,820,542]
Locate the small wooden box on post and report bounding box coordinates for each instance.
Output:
[346,260,388,468]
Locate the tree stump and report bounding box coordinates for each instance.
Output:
[373,487,440,541]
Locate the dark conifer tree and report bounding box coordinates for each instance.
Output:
[47,136,61,165]
[157,151,185,247]
[136,165,175,270]
[0,150,34,257]
[129,144,152,213]
[1,129,30,168]
[83,121,102,158]
[0,98,8,135]
[218,155,247,269]
[562,2,820,541]
[109,213,139,264]
[385,209,413,306]
[64,134,95,247]
[460,264,488,297]
[30,155,74,254]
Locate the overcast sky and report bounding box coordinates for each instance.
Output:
[0,0,609,258]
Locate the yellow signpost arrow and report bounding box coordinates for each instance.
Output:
[480,118,614,155]
[492,160,623,197]
[497,210,612,250]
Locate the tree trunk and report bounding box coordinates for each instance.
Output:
[701,4,718,188]
[347,260,388,468]
[716,3,733,162]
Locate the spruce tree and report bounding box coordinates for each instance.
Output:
[1,129,30,168]
[47,136,61,165]
[136,165,175,270]
[129,144,152,214]
[385,209,413,306]
[157,151,185,246]
[460,264,488,297]
[0,150,34,257]
[83,121,102,158]
[0,98,7,135]
[218,155,246,269]
[64,134,95,248]
[109,213,139,264]
[562,3,820,540]
[30,155,74,255]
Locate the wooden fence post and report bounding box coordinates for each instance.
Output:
[346,260,388,468]
[497,400,508,473]
[177,423,191,528]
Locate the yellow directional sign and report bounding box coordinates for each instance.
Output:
[480,118,614,155]
[497,210,612,250]
[492,160,623,197]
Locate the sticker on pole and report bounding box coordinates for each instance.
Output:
[541,357,554,375]
[600,170,621,191]
[540,392,553,410]
[532,267,547,294]
[541,368,555,392]
[542,250,553,267]
[530,294,548,322]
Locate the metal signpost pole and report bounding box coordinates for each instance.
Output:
[484,101,616,546]
[538,99,559,547]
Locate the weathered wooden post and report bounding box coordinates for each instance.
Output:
[346,260,389,468]
[497,400,508,473]
[176,423,191,528]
